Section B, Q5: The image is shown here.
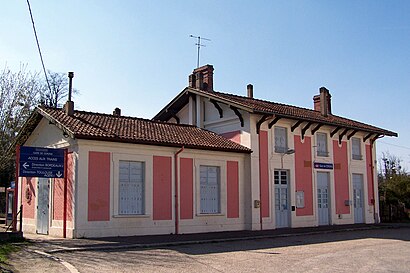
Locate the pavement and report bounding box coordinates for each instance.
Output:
[18,223,409,254]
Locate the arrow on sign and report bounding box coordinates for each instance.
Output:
[56,171,62,178]
[23,162,30,169]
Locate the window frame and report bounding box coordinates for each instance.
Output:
[316,132,329,157]
[118,160,145,215]
[351,137,362,160]
[274,126,288,153]
[113,153,152,218]
[199,165,221,214]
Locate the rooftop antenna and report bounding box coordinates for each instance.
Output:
[190,35,211,68]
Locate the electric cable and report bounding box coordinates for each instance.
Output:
[26,0,52,93]
[379,140,410,151]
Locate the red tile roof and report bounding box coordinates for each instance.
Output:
[36,106,251,153]
[155,88,397,137]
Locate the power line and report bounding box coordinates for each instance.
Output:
[379,140,410,151]
[26,0,52,93]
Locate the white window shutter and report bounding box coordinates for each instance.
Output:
[119,161,144,215]
[274,127,287,153]
[200,166,220,214]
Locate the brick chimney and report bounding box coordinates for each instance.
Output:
[313,87,332,116]
[247,84,253,98]
[113,107,121,116]
[188,64,214,91]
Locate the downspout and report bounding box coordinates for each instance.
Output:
[63,150,73,238]
[258,139,263,231]
[63,149,68,238]
[174,146,184,234]
[370,137,380,223]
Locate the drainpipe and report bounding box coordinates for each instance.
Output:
[174,146,184,234]
[63,149,68,238]
[370,137,380,223]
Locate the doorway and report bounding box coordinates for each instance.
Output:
[36,178,50,235]
[353,174,364,224]
[274,170,290,228]
[317,172,330,225]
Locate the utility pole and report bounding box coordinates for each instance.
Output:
[190,35,211,68]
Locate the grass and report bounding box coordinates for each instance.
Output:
[0,243,19,264]
[0,237,28,272]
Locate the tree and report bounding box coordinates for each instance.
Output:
[0,64,42,153]
[0,64,43,186]
[41,70,78,108]
[0,66,78,187]
[378,152,410,220]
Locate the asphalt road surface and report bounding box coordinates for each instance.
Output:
[9,227,410,273]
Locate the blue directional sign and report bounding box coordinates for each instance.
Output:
[19,146,65,178]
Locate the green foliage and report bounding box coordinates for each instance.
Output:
[379,174,410,208]
[0,243,18,264]
[378,152,410,209]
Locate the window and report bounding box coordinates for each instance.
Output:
[119,161,145,215]
[352,137,362,160]
[274,170,289,211]
[274,126,288,153]
[200,165,220,214]
[274,170,288,185]
[316,132,328,157]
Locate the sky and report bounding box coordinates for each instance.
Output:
[1,1,410,171]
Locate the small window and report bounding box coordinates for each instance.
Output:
[352,137,362,160]
[274,126,288,153]
[316,132,328,157]
[274,170,288,185]
[200,166,220,214]
[119,161,145,215]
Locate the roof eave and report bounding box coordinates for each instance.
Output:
[74,134,252,154]
[252,110,398,138]
[153,87,254,121]
[152,87,191,121]
[36,107,76,139]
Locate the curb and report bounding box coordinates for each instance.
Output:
[46,224,399,254]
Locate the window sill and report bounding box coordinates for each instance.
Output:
[274,148,288,154]
[196,213,225,217]
[113,214,151,218]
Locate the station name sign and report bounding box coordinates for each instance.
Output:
[313,162,334,170]
[19,146,65,178]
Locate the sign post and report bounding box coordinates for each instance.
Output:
[17,146,66,234]
[19,147,65,178]
[13,146,20,232]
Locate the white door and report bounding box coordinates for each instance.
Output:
[274,170,290,228]
[317,172,330,226]
[353,174,364,224]
[36,178,50,235]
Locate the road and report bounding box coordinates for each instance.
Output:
[9,227,410,272]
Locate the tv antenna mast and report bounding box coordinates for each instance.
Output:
[190,35,211,68]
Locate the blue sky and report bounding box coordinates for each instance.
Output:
[1,1,410,170]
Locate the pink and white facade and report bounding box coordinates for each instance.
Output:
[154,65,397,230]
[16,65,397,238]
[17,107,251,238]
